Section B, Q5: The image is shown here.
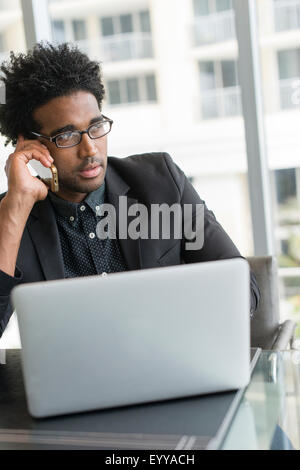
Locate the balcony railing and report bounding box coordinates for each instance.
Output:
[193,10,236,46]
[274,0,300,32]
[74,33,153,62]
[100,33,153,62]
[279,78,300,109]
[201,86,241,119]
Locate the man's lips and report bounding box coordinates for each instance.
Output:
[78,164,102,179]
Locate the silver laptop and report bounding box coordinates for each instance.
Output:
[11,258,251,419]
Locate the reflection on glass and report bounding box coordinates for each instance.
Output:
[257,0,300,337]
[199,60,241,118]
[0,0,26,194]
[193,0,235,45]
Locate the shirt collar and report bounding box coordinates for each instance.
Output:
[48,181,106,221]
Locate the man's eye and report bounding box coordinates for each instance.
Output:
[60,132,74,140]
[92,122,103,129]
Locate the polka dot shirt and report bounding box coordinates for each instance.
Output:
[48,183,127,278]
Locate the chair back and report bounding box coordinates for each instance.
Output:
[247,256,281,349]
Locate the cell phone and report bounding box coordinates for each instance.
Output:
[28,160,60,193]
[41,164,59,193]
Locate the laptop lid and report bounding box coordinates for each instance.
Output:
[12,258,250,418]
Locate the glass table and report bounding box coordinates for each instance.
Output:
[0,349,300,450]
[216,350,300,450]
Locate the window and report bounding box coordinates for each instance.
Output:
[107,80,121,105]
[101,17,114,37]
[193,0,233,15]
[51,20,66,43]
[72,20,87,42]
[216,0,232,11]
[106,75,157,106]
[275,168,297,205]
[199,60,241,118]
[120,14,133,34]
[0,0,26,195]
[278,49,300,80]
[277,49,300,109]
[193,0,235,44]
[273,0,300,32]
[140,11,151,33]
[126,77,139,102]
[100,11,151,37]
[99,11,153,62]
[258,0,300,336]
[145,75,157,101]
[0,33,6,52]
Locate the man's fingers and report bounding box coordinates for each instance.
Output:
[14,138,54,165]
[15,134,24,151]
[6,149,53,176]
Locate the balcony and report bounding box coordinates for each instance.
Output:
[100,33,153,63]
[274,0,300,32]
[279,78,300,109]
[201,86,241,119]
[193,10,236,46]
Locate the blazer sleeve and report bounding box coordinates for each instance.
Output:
[163,152,260,317]
[0,267,23,337]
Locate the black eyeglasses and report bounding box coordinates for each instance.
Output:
[31,115,113,148]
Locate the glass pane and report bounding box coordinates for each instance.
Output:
[140,11,151,33]
[126,77,139,102]
[193,0,210,16]
[199,61,216,89]
[145,75,157,101]
[120,14,133,34]
[258,0,300,338]
[0,0,26,195]
[275,168,297,205]
[72,20,87,41]
[101,17,114,37]
[221,351,300,450]
[51,20,65,43]
[107,80,121,105]
[216,0,232,12]
[221,60,238,87]
[0,32,6,52]
[273,0,300,32]
[278,49,300,79]
[193,0,236,45]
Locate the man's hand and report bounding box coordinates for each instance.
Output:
[4,135,54,204]
[0,135,55,277]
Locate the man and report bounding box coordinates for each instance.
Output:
[0,42,259,337]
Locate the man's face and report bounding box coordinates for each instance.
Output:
[33,90,108,203]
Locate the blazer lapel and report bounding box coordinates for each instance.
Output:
[27,197,65,280]
[106,165,142,271]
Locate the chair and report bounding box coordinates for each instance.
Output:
[247,256,297,350]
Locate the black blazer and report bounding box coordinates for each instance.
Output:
[0,152,259,335]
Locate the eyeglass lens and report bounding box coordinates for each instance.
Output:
[56,121,111,147]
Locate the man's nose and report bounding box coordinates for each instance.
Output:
[78,132,97,158]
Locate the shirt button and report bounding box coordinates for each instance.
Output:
[102,272,107,277]
[69,216,75,222]
[80,205,86,211]
[89,232,95,239]
[95,205,100,211]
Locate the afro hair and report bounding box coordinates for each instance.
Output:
[0,41,105,146]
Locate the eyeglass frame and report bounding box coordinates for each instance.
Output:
[30,115,113,149]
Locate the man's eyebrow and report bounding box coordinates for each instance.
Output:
[50,116,103,137]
